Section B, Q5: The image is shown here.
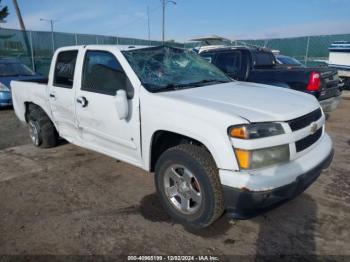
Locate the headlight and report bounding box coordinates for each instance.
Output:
[0,83,10,92]
[229,123,284,139]
[235,144,290,170]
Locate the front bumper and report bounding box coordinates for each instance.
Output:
[319,95,341,113]
[0,91,12,106]
[222,149,334,218]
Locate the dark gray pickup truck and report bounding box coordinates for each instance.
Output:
[200,46,342,112]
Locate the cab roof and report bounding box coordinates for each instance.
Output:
[56,44,152,52]
[200,45,272,54]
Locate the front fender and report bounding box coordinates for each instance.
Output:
[142,114,240,172]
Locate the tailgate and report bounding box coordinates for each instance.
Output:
[318,70,341,101]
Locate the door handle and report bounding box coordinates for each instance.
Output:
[76,96,88,108]
[49,93,56,98]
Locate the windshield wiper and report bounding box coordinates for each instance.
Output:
[154,83,190,93]
[183,79,229,87]
[149,80,230,93]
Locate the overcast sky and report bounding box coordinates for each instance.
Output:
[3,0,350,42]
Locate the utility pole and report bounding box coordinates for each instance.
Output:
[162,0,165,43]
[12,0,26,30]
[147,6,151,44]
[305,36,310,66]
[40,18,58,54]
[12,0,32,66]
[161,0,176,44]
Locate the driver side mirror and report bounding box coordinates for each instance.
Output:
[114,89,129,120]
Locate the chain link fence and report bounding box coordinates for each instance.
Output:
[1,27,350,76]
[236,34,350,66]
[184,33,350,67]
[0,28,184,76]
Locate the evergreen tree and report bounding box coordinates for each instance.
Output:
[0,0,9,25]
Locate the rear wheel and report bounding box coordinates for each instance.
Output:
[155,144,224,228]
[28,104,58,148]
[28,119,41,146]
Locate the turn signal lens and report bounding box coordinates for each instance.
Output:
[230,126,248,139]
[234,149,251,169]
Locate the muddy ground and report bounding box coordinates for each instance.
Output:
[0,96,349,258]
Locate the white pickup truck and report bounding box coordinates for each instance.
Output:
[11,45,334,228]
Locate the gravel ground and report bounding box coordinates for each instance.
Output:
[0,107,30,150]
[0,97,349,259]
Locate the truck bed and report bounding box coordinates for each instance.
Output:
[248,67,341,101]
[17,78,49,84]
[10,80,52,123]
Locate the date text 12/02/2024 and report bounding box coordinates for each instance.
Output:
[127,255,220,261]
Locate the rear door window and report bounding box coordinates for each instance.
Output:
[253,52,276,68]
[53,50,78,88]
[215,51,242,77]
[201,53,215,63]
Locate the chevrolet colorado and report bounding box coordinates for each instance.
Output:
[11,45,333,228]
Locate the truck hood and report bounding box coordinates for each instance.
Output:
[157,81,320,123]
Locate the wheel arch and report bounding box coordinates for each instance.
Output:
[24,102,59,131]
[148,130,219,173]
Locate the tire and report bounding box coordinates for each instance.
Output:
[28,104,58,148]
[155,144,224,228]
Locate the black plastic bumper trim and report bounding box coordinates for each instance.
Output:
[223,149,334,219]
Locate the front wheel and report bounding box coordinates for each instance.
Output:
[155,144,224,228]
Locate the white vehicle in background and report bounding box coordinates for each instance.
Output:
[11,45,333,228]
[189,35,230,53]
[329,41,350,89]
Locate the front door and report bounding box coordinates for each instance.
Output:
[75,49,141,166]
[48,49,79,141]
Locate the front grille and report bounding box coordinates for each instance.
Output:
[295,128,323,152]
[288,108,322,132]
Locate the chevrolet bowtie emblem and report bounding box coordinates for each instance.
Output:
[310,122,318,134]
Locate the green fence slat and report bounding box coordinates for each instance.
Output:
[1,28,350,76]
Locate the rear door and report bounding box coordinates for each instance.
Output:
[48,49,80,141]
[75,48,142,167]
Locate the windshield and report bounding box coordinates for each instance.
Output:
[0,62,36,77]
[276,56,303,66]
[122,46,232,92]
